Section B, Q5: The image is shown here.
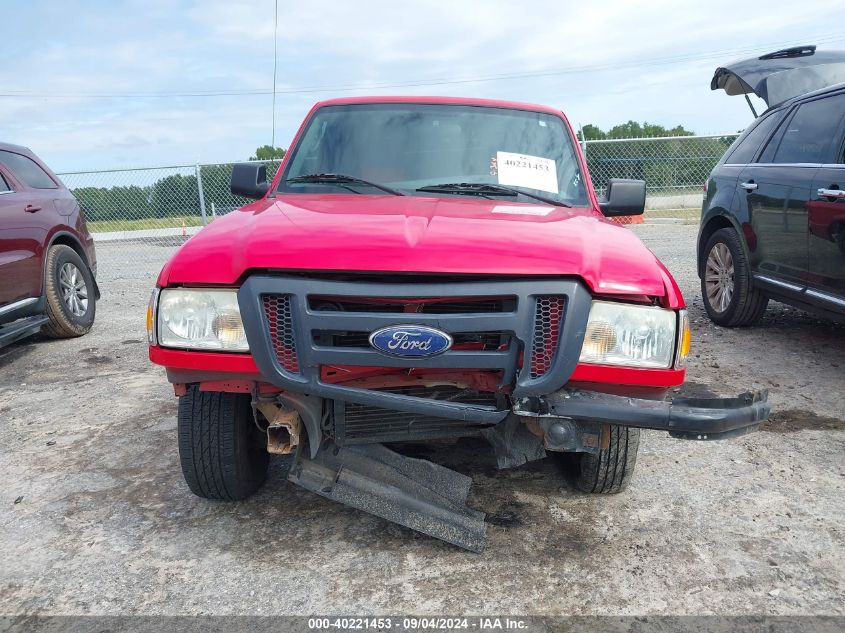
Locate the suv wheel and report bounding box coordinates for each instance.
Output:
[177,387,269,500]
[701,228,768,327]
[41,245,96,338]
[569,426,640,494]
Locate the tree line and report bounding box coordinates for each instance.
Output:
[72,146,286,223]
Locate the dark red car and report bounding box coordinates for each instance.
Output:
[0,142,98,347]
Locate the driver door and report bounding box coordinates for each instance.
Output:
[0,166,47,308]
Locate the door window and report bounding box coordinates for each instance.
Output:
[772,93,845,164]
[0,150,57,189]
[723,112,783,165]
[831,117,845,164]
[0,173,10,192]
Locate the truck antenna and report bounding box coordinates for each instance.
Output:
[271,0,279,148]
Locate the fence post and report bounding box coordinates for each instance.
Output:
[195,164,208,226]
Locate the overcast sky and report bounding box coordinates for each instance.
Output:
[2,0,843,172]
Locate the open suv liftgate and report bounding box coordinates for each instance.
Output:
[238,275,593,439]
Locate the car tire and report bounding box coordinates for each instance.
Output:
[701,228,768,327]
[571,426,640,494]
[177,387,269,501]
[41,245,96,338]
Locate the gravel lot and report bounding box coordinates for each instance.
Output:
[1,224,843,616]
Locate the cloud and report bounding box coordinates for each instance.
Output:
[1,0,843,170]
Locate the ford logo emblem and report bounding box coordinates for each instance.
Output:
[369,325,453,358]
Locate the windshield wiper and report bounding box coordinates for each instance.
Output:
[287,173,404,196]
[416,182,569,207]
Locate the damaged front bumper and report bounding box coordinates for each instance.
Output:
[514,388,770,443]
[286,389,771,554]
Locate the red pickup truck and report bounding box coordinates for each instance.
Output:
[148,97,769,551]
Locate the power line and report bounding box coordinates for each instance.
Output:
[3,33,844,100]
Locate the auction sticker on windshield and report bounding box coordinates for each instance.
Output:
[496,151,558,194]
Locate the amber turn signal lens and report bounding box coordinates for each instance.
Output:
[676,310,691,368]
[146,287,160,345]
[212,310,246,345]
[582,320,617,357]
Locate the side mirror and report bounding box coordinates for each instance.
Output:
[230,163,269,199]
[599,179,646,216]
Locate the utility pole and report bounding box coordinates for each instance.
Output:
[271,0,279,148]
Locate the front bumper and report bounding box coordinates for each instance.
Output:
[514,388,770,440]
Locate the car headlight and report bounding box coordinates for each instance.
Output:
[579,300,678,369]
[155,288,248,351]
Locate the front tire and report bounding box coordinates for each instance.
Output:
[572,426,640,494]
[700,228,768,327]
[177,387,269,500]
[41,245,96,338]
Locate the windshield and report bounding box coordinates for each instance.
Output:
[278,103,589,206]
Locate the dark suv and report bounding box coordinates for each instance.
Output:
[699,46,845,326]
[0,143,98,347]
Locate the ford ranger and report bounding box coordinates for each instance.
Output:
[148,97,769,552]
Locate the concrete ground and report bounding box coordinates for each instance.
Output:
[1,225,843,616]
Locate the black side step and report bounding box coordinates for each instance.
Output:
[0,315,48,349]
[288,442,487,552]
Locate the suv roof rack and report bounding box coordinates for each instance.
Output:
[759,45,816,60]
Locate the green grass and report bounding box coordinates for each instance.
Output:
[646,186,707,197]
[88,216,206,233]
[643,207,700,221]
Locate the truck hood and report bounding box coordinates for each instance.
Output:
[160,194,677,300]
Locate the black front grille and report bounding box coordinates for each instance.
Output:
[314,330,509,350]
[530,296,566,378]
[309,296,515,314]
[242,276,592,422]
[262,294,299,373]
[336,386,501,444]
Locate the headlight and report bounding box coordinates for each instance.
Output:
[579,300,677,369]
[156,288,248,351]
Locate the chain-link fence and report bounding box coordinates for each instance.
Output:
[55,133,739,244]
[582,133,739,219]
[56,160,282,240]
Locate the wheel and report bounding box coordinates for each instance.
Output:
[700,228,768,327]
[41,245,96,338]
[177,387,269,500]
[571,426,640,494]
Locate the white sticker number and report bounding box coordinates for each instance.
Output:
[496,151,558,194]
